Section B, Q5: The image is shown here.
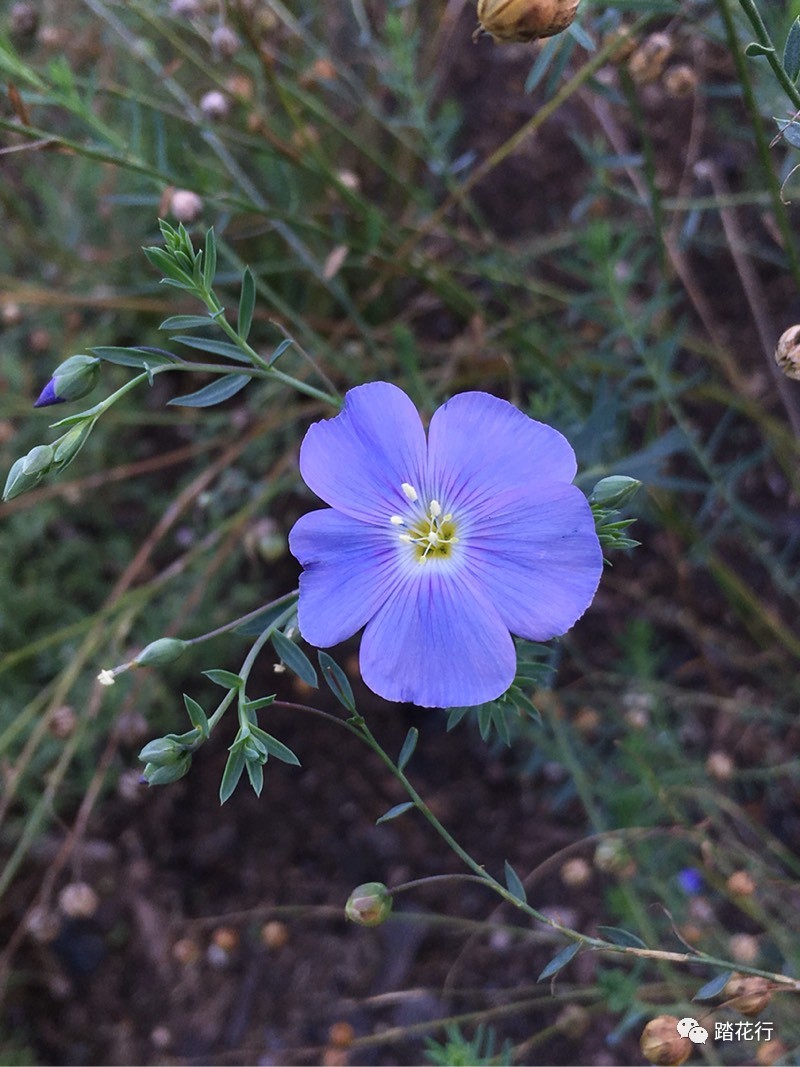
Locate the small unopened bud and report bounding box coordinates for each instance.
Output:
[22,444,55,476]
[728,933,760,964]
[726,870,756,897]
[560,857,592,888]
[706,750,734,781]
[141,753,192,785]
[345,882,392,927]
[590,476,641,509]
[664,64,697,97]
[775,325,800,380]
[212,24,240,58]
[639,1016,692,1066]
[133,637,188,668]
[628,32,673,85]
[200,90,230,120]
[169,189,204,223]
[138,736,185,765]
[52,419,95,469]
[593,838,629,874]
[261,920,289,949]
[211,926,240,953]
[724,974,772,1016]
[58,882,99,919]
[34,354,100,407]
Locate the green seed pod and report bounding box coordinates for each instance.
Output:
[345,882,393,927]
[142,754,192,786]
[3,450,51,501]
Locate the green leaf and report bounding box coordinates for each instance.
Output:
[250,727,301,766]
[271,630,318,688]
[91,345,177,369]
[172,335,251,363]
[397,727,418,772]
[234,599,298,637]
[246,758,264,797]
[203,227,217,288]
[446,706,472,730]
[785,17,800,81]
[243,695,276,712]
[219,742,246,804]
[159,314,216,330]
[376,801,414,825]
[504,860,527,904]
[318,652,356,712]
[183,694,209,739]
[168,373,250,408]
[537,942,581,982]
[143,246,191,282]
[268,338,294,366]
[693,971,734,1002]
[776,116,800,149]
[203,669,244,690]
[477,702,492,741]
[744,41,774,57]
[596,926,647,949]
[238,267,256,341]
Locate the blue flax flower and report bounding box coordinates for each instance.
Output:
[289,382,603,708]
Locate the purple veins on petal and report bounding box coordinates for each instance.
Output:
[299,381,427,524]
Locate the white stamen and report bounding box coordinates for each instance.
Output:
[97,669,116,687]
[401,482,418,502]
[429,499,442,518]
[390,515,404,525]
[427,531,439,544]
[399,533,413,543]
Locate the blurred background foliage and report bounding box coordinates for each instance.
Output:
[1,0,799,1063]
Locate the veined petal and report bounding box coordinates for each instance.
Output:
[359,568,516,708]
[300,382,427,524]
[465,484,603,639]
[426,392,577,514]
[290,509,402,646]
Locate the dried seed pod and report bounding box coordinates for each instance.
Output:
[724,974,773,1016]
[775,325,800,380]
[640,1016,692,1066]
[628,31,673,85]
[473,0,580,43]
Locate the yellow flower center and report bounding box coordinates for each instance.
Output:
[391,488,459,563]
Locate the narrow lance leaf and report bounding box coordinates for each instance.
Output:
[203,669,244,690]
[537,941,581,982]
[504,860,527,904]
[238,267,256,341]
[183,694,209,739]
[270,630,318,688]
[203,227,217,288]
[596,925,647,949]
[397,727,418,772]
[784,16,800,82]
[376,801,414,825]
[694,971,734,1002]
[172,335,251,363]
[168,373,250,408]
[219,742,246,804]
[318,651,356,712]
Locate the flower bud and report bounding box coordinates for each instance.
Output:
[212,24,240,58]
[200,90,230,120]
[724,974,772,1016]
[133,638,189,668]
[775,325,800,380]
[141,753,192,785]
[474,0,580,43]
[22,444,55,476]
[3,448,52,501]
[34,354,100,407]
[345,882,392,927]
[169,189,204,223]
[51,419,94,469]
[590,476,641,509]
[139,736,185,765]
[640,1016,692,1066]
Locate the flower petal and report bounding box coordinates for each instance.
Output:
[290,508,402,647]
[466,483,603,639]
[426,392,577,514]
[299,382,427,524]
[359,568,516,707]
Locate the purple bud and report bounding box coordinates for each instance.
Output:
[33,379,64,408]
[677,868,703,895]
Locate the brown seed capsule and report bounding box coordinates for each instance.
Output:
[724,974,773,1016]
[664,64,698,98]
[473,0,580,44]
[775,325,800,380]
[726,870,756,897]
[640,1016,692,1066]
[628,32,673,85]
[728,933,760,964]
